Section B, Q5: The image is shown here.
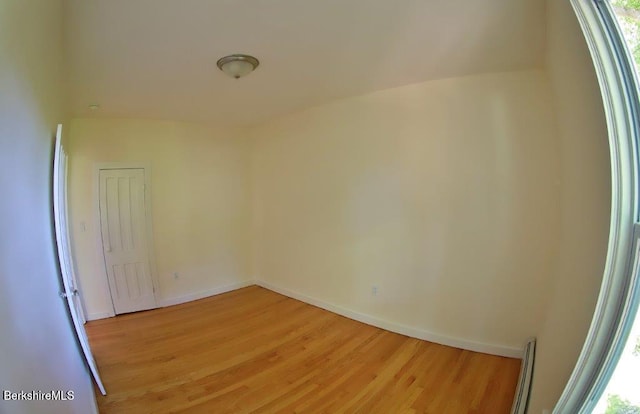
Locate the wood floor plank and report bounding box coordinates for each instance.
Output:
[86,286,520,413]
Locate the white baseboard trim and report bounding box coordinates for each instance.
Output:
[159,280,254,308]
[256,280,523,359]
[86,311,114,321]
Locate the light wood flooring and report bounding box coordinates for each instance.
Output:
[86,286,521,413]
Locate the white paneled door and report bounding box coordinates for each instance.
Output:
[53,125,106,395]
[99,168,157,315]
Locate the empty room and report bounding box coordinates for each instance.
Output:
[4,0,640,413]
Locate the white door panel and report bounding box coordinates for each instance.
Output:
[99,169,156,314]
[53,124,106,395]
[62,154,86,324]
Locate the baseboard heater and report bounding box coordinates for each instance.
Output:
[511,337,536,414]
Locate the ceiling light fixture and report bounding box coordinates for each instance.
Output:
[216,54,259,79]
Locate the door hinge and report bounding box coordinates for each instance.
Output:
[59,289,78,299]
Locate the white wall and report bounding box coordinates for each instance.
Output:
[528,1,611,412]
[67,118,252,319]
[0,1,97,413]
[250,70,562,354]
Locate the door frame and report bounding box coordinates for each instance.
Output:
[94,162,160,316]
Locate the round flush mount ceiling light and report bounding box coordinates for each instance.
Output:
[88,104,100,110]
[216,54,260,79]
